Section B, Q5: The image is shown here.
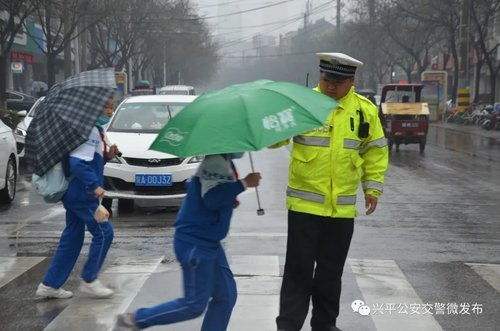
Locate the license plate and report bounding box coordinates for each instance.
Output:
[401,122,419,128]
[135,174,172,186]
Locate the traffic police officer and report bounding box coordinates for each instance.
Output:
[274,53,389,331]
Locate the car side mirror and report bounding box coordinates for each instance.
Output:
[17,110,28,117]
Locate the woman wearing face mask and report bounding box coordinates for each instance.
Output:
[35,99,121,299]
[117,153,261,330]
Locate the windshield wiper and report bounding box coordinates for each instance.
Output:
[165,105,172,120]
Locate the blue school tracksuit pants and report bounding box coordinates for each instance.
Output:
[135,238,237,330]
[43,205,114,288]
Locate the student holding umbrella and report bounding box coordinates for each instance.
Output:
[25,68,120,299]
[117,152,261,330]
[35,97,120,299]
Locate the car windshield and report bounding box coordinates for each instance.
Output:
[385,91,416,103]
[108,102,189,133]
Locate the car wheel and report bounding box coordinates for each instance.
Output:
[0,157,16,204]
[118,198,134,214]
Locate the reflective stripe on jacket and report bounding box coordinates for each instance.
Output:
[278,86,388,218]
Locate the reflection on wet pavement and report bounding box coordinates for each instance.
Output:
[428,123,500,162]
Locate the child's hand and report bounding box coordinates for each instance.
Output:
[93,186,105,198]
[109,144,121,159]
[243,172,261,188]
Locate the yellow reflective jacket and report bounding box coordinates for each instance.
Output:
[272,86,388,218]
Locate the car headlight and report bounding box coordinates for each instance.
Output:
[108,156,122,164]
[188,155,204,163]
[15,127,26,137]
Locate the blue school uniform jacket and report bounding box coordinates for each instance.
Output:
[175,155,245,247]
[63,126,106,208]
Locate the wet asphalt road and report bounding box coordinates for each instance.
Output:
[0,124,499,331]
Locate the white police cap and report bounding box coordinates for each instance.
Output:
[316,52,363,80]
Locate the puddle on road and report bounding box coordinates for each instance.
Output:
[428,126,500,159]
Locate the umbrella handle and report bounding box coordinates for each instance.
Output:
[248,152,265,216]
[102,132,124,160]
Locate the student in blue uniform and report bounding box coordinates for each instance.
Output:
[36,99,120,299]
[117,153,261,330]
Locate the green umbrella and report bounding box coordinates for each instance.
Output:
[149,79,338,215]
[149,80,338,157]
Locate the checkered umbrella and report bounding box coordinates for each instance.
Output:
[26,68,116,176]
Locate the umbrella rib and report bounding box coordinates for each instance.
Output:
[236,92,259,151]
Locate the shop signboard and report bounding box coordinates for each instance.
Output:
[11,61,23,74]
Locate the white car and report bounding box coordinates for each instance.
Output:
[104,94,201,212]
[14,96,45,158]
[158,85,195,95]
[0,119,18,203]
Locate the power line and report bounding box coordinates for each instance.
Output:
[216,1,333,49]
[198,0,288,9]
[212,15,305,38]
[211,13,309,30]
[220,19,335,54]
[120,0,294,23]
[202,0,293,19]
[221,50,324,58]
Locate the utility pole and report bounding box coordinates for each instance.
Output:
[458,0,471,88]
[80,20,87,72]
[163,44,167,86]
[63,1,72,78]
[74,32,80,75]
[304,0,312,29]
[367,0,376,90]
[456,0,471,110]
[336,0,341,36]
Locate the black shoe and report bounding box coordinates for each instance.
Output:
[312,327,343,331]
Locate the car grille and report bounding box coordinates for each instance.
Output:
[104,177,187,196]
[123,157,184,167]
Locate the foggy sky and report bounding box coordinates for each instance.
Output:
[191,0,339,44]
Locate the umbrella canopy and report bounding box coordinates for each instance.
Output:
[149,80,338,157]
[26,68,116,176]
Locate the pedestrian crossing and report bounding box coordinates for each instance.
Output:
[0,255,498,331]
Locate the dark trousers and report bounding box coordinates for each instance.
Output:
[276,210,354,331]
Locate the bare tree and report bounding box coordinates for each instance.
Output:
[470,0,500,102]
[26,0,106,87]
[392,0,462,102]
[0,0,36,112]
[88,0,156,71]
[380,3,437,82]
[87,0,218,87]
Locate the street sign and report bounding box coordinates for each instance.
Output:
[11,61,23,74]
[421,71,448,118]
[114,72,128,100]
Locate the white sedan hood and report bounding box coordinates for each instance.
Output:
[105,131,178,159]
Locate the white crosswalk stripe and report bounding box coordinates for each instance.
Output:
[0,255,497,331]
[44,257,162,331]
[466,263,500,292]
[230,255,280,276]
[229,255,281,331]
[349,259,443,331]
[0,256,45,289]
